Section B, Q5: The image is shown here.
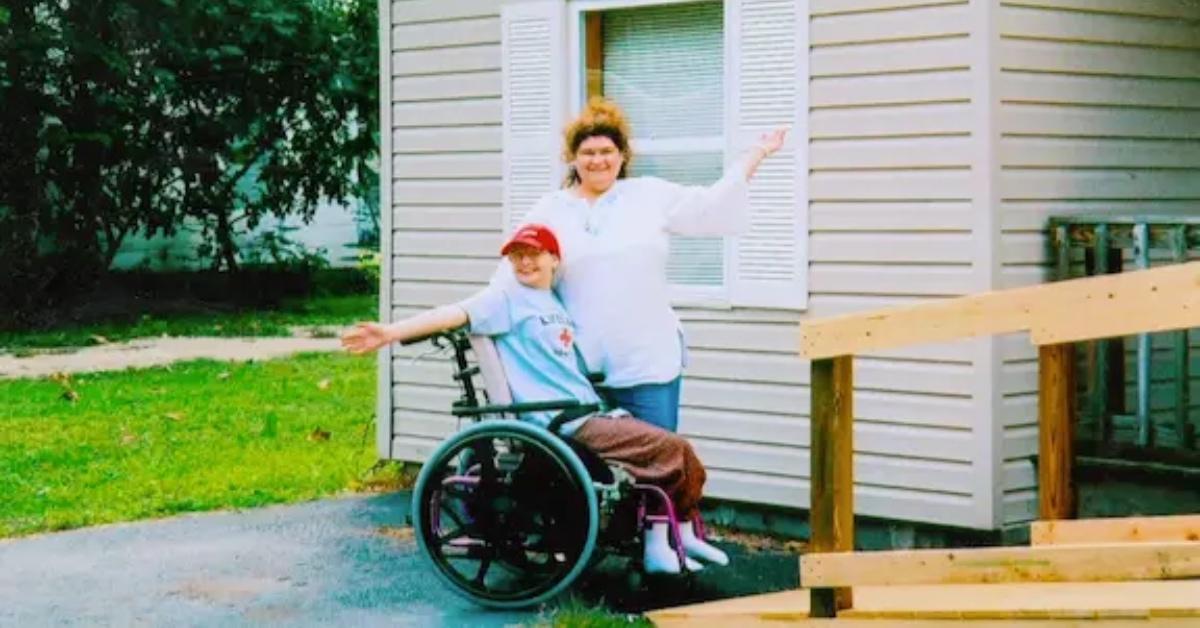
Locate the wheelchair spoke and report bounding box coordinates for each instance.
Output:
[472,556,493,586]
[438,526,471,544]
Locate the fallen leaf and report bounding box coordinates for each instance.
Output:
[89,334,110,345]
[120,431,138,446]
[216,371,230,381]
[308,428,331,442]
[164,412,184,422]
[378,526,414,542]
[316,378,331,390]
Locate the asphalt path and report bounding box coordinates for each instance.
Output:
[0,493,799,627]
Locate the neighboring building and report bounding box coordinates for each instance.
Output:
[111,198,375,271]
[378,0,1200,533]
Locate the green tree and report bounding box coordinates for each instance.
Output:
[0,0,378,320]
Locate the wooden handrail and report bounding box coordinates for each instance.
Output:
[800,261,1200,618]
[800,260,1200,360]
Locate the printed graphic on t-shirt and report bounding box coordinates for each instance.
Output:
[535,312,574,358]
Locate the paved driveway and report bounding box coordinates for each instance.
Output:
[0,494,534,627]
[0,494,799,627]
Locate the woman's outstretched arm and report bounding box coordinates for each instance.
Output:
[661,128,788,236]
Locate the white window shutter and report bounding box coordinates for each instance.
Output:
[726,0,809,309]
[501,1,567,232]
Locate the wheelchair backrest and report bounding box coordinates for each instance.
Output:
[467,335,513,405]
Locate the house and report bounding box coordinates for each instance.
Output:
[377,0,1200,535]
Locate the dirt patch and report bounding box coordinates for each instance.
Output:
[706,525,807,555]
[0,336,341,379]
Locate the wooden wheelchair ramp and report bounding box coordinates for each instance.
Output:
[651,260,1200,625]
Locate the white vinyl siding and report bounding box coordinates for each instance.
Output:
[996,0,1200,525]
[387,0,505,462]
[796,0,986,529]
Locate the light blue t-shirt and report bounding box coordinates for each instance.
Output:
[458,283,602,435]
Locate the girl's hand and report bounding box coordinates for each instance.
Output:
[340,322,391,354]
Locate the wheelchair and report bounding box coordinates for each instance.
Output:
[405,328,710,609]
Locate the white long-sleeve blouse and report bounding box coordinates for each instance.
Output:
[518,168,750,388]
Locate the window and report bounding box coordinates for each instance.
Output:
[594,1,726,294]
[501,0,808,309]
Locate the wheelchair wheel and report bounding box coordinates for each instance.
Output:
[412,420,599,609]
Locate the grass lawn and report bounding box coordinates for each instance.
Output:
[0,293,378,353]
[0,351,405,538]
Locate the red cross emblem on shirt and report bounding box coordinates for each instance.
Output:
[558,327,573,349]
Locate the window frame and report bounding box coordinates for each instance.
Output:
[568,0,735,309]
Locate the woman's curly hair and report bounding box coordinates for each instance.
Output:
[562,97,634,186]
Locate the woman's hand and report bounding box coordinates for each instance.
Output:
[340,322,392,355]
[756,127,788,159]
[742,127,789,180]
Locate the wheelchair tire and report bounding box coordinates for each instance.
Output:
[412,420,600,609]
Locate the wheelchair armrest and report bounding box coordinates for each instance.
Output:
[547,403,602,434]
[451,399,592,418]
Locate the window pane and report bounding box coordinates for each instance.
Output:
[601,1,725,289]
[632,152,724,287]
[602,1,723,140]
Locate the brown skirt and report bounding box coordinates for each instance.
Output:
[571,416,706,519]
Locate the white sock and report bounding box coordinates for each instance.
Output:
[643,523,681,574]
[680,521,729,566]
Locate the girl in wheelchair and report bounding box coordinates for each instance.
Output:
[342,224,728,604]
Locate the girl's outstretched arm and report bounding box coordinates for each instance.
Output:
[341,305,468,354]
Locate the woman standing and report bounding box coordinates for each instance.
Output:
[513,98,786,432]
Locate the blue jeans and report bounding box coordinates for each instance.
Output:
[602,377,682,433]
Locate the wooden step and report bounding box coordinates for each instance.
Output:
[801,541,1200,587]
[646,581,1200,626]
[1032,515,1200,546]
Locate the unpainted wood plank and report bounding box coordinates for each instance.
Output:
[844,581,1200,618]
[1031,515,1200,545]
[799,261,1200,360]
[809,356,855,616]
[800,541,1200,587]
[1037,343,1076,520]
[655,620,1200,628]
[648,582,1200,625]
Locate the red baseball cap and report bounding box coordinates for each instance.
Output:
[500,223,561,258]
